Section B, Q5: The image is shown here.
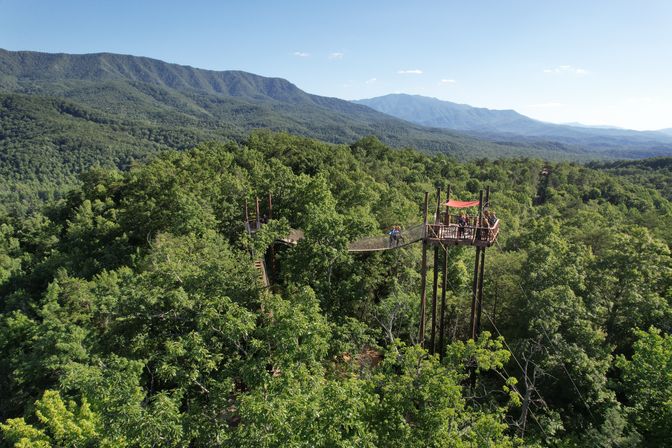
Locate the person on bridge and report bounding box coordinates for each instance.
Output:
[395,226,404,246]
[388,226,399,247]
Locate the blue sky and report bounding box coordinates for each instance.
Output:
[1,0,671,130]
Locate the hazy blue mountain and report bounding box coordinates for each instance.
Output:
[354,94,672,156]
[354,94,537,132]
[659,128,672,136]
[562,122,625,130]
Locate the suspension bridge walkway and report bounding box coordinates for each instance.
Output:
[247,217,500,253]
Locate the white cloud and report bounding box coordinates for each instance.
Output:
[543,65,589,76]
[624,96,655,104]
[293,51,310,57]
[440,79,457,84]
[526,102,566,108]
[329,52,344,60]
[397,69,423,75]
[365,78,377,84]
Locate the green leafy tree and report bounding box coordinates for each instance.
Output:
[1,390,105,448]
[617,327,672,447]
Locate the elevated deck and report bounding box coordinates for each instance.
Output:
[426,212,500,248]
[426,220,500,248]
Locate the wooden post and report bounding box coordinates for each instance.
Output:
[255,197,261,231]
[439,244,448,358]
[469,189,484,341]
[476,247,486,337]
[477,189,484,228]
[418,192,429,346]
[268,192,276,282]
[470,247,481,341]
[475,187,490,337]
[244,199,250,233]
[444,185,451,225]
[430,246,439,354]
[430,189,441,353]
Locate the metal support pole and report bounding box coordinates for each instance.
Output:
[418,192,429,346]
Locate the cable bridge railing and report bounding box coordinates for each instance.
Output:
[347,223,426,252]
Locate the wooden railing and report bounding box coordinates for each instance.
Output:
[435,212,483,226]
[426,219,500,246]
[475,219,500,244]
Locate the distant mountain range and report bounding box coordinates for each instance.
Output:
[354,94,672,157]
[1,49,672,191]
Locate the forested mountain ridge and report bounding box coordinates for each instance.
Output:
[0,48,329,102]
[355,94,672,158]
[1,132,671,446]
[0,48,547,157]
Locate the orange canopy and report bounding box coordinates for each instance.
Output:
[445,200,480,208]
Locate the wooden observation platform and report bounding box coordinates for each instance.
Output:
[426,214,500,248]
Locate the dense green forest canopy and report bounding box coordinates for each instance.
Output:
[0,132,671,447]
[588,157,672,201]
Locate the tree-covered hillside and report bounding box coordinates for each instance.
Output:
[0,48,554,163]
[589,157,672,200]
[1,132,670,447]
